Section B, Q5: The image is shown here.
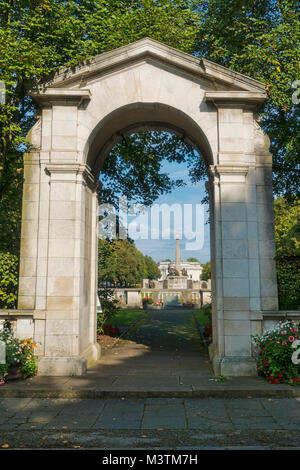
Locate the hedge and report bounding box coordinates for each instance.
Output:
[276,256,300,310]
[0,251,19,309]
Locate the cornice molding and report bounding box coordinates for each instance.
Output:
[29,38,267,94]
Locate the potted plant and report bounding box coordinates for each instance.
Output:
[142,296,154,309]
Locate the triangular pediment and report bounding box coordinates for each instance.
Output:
[35,38,266,94]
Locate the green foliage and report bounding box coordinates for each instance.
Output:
[97,288,120,334]
[274,197,300,309]
[253,319,300,385]
[201,261,211,281]
[104,309,143,327]
[0,251,19,308]
[0,175,22,257]
[0,0,200,199]
[0,320,38,381]
[194,307,211,326]
[98,238,159,286]
[194,0,300,199]
[274,197,300,257]
[144,255,161,280]
[98,239,117,285]
[100,131,204,209]
[276,257,300,310]
[186,257,199,262]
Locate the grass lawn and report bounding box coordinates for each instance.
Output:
[105,309,144,327]
[193,309,211,326]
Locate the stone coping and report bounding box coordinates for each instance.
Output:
[262,310,300,319]
[0,310,45,319]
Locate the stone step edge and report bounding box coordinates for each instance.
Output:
[0,388,299,399]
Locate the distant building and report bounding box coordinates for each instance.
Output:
[101,236,211,309]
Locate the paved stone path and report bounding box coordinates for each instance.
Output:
[0,397,300,449]
[1,309,299,398]
[1,310,300,448]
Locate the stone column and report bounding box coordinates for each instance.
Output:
[208,102,261,376]
[18,152,40,310]
[210,165,258,375]
[35,163,100,375]
[253,120,278,311]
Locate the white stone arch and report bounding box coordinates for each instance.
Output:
[84,102,214,177]
[18,38,278,376]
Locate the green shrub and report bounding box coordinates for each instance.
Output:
[202,304,212,323]
[252,320,300,386]
[0,321,38,381]
[97,288,120,334]
[276,256,300,310]
[0,251,19,309]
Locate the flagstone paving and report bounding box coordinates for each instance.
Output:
[0,397,300,449]
[0,309,299,398]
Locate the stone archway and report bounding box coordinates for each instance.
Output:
[18,38,278,376]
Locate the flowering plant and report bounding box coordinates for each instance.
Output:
[0,321,38,382]
[252,320,300,386]
[142,296,154,305]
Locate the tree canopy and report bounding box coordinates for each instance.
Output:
[274,196,300,309]
[193,0,300,199]
[0,0,299,272]
[1,0,299,211]
[98,238,160,286]
[201,261,211,281]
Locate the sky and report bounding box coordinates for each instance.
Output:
[130,160,211,263]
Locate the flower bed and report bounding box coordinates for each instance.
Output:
[0,320,38,384]
[253,320,300,386]
[103,325,120,337]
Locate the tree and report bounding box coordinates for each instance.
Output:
[193,0,300,199]
[100,131,203,209]
[274,197,300,257]
[0,0,202,255]
[0,251,19,308]
[144,255,161,280]
[186,257,199,262]
[201,261,211,281]
[98,239,117,285]
[98,238,159,286]
[274,196,300,309]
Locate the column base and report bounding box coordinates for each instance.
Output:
[81,342,101,367]
[209,345,258,376]
[220,356,258,376]
[37,342,101,376]
[38,356,87,376]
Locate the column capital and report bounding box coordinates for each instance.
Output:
[209,165,249,183]
[45,162,97,190]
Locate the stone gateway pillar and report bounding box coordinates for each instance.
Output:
[17,38,278,376]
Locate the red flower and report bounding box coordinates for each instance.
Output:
[293,378,299,383]
[264,360,269,365]
[282,341,287,345]
[268,376,274,381]
[289,336,295,342]
[274,379,279,384]
[278,373,283,378]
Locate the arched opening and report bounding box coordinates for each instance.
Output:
[85,103,215,376]
[84,102,214,177]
